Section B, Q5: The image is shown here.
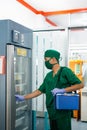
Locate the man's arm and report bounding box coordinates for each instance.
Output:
[65,83,84,92]
[51,83,84,96]
[24,89,42,100]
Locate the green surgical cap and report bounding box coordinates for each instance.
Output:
[44,49,60,61]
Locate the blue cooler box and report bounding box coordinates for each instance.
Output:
[55,93,79,110]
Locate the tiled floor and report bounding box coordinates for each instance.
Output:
[36,117,87,130]
[72,118,87,130]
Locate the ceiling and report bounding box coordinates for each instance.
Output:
[17,0,87,28]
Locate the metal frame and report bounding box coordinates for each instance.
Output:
[6,45,15,130]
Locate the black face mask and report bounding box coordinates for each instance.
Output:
[45,58,53,69]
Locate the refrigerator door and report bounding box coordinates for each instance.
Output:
[6,44,32,130]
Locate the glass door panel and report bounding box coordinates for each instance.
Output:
[14,47,31,130]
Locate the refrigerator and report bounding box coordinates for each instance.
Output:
[0,20,32,130]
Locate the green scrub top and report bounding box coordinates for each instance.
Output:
[38,66,81,120]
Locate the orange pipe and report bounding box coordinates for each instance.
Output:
[45,17,57,26]
[43,8,87,16]
[17,0,39,14]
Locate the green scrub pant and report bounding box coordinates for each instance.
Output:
[49,116,71,130]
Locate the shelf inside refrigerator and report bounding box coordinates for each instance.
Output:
[15,116,25,127]
[15,113,29,130]
[22,127,29,130]
[14,73,25,84]
[16,104,28,116]
[15,83,27,95]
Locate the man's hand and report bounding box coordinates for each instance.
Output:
[51,88,66,96]
[15,95,25,101]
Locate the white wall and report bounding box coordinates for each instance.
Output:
[0,0,49,30]
[27,0,87,11]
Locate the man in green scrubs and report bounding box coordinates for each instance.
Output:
[16,49,84,130]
